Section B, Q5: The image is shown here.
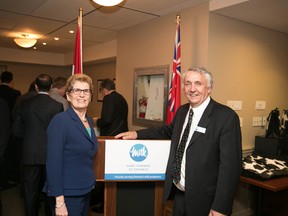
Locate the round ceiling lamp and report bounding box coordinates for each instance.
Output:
[92,0,124,6]
[14,34,37,48]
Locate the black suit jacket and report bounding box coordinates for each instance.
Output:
[97,91,128,136]
[0,98,10,164]
[137,99,242,215]
[13,93,63,165]
[0,84,21,111]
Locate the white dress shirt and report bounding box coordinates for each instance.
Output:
[175,96,211,191]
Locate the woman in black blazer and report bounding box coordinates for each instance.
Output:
[43,74,98,216]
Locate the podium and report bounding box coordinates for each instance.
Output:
[94,137,166,216]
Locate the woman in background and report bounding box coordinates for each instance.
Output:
[43,73,98,216]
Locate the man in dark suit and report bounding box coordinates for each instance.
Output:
[0,71,21,112]
[0,98,10,215]
[92,78,129,213]
[0,98,10,178]
[0,71,21,189]
[13,74,63,216]
[116,67,242,216]
[11,81,37,195]
[96,78,128,136]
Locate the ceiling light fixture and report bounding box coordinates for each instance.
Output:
[92,0,124,6]
[14,34,37,48]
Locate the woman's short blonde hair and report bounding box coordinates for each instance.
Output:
[66,73,94,93]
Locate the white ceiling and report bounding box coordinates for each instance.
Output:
[0,0,287,54]
[211,0,288,35]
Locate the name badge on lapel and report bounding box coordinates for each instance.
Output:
[195,126,206,134]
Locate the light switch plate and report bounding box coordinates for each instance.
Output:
[227,100,242,111]
[255,101,266,110]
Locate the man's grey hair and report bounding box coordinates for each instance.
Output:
[182,67,213,88]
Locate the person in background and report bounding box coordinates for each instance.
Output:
[96,78,128,136]
[13,74,63,216]
[11,81,37,195]
[0,71,21,112]
[0,71,21,190]
[12,81,37,118]
[43,74,98,216]
[116,67,242,216]
[49,76,69,111]
[0,98,10,166]
[0,98,10,215]
[0,98,10,175]
[91,78,128,213]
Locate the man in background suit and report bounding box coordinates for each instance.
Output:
[0,71,21,112]
[92,78,128,213]
[116,67,242,216]
[0,98,10,215]
[0,71,21,189]
[11,81,37,195]
[97,78,128,136]
[12,81,37,119]
[0,98,10,181]
[13,74,63,216]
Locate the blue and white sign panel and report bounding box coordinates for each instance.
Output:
[104,140,171,181]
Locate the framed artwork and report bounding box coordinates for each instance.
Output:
[132,65,169,127]
[97,79,104,102]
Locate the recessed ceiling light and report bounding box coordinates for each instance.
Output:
[43,42,47,45]
[54,37,59,40]
[69,30,74,34]
[33,47,37,50]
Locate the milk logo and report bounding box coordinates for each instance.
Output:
[129,144,148,162]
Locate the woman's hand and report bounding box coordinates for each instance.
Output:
[55,203,68,216]
[55,195,68,216]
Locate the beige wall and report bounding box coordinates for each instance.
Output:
[85,62,116,118]
[208,13,288,150]
[116,3,210,131]
[0,61,71,93]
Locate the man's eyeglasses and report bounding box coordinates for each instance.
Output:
[70,88,92,95]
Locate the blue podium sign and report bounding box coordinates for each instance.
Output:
[104,140,171,181]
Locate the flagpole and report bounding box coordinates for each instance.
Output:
[72,8,83,74]
[176,12,180,25]
[79,8,83,73]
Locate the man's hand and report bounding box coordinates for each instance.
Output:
[114,131,137,140]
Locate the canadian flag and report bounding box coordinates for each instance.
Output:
[166,13,181,124]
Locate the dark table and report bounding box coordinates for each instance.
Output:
[240,176,288,216]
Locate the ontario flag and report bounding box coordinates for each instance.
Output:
[166,13,181,124]
[72,8,83,74]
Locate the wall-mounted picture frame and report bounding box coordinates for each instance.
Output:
[97,79,104,102]
[132,65,169,127]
